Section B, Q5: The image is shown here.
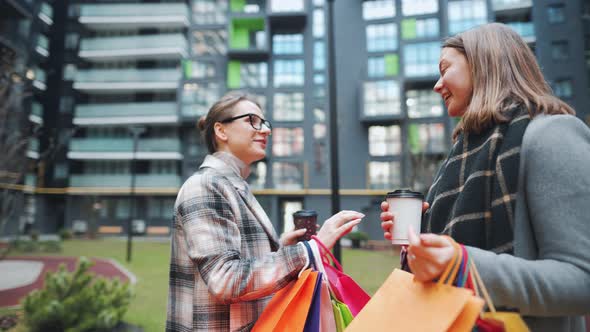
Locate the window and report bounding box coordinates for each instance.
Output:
[272,128,304,156]
[63,64,77,81]
[148,198,175,219]
[181,82,220,117]
[403,42,440,77]
[273,34,303,54]
[369,161,401,189]
[59,96,74,114]
[150,160,177,174]
[363,80,401,116]
[273,162,303,189]
[313,9,325,37]
[448,0,487,35]
[248,161,267,189]
[406,89,443,118]
[314,41,325,71]
[274,60,304,87]
[65,32,79,50]
[192,30,227,55]
[270,0,304,12]
[362,0,395,20]
[401,0,438,16]
[553,79,573,98]
[409,155,444,193]
[182,60,216,79]
[192,0,227,24]
[547,4,565,24]
[115,199,131,219]
[230,0,263,13]
[505,22,535,38]
[408,123,446,154]
[401,18,439,39]
[369,125,401,156]
[228,61,267,88]
[54,163,68,179]
[314,74,325,98]
[313,0,324,6]
[368,54,398,77]
[366,23,397,52]
[551,40,569,60]
[273,93,304,121]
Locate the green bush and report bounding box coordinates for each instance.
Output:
[346,231,370,249]
[40,240,62,253]
[11,239,61,253]
[22,257,134,332]
[59,229,73,240]
[29,230,40,242]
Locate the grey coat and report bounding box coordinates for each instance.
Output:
[468,115,590,331]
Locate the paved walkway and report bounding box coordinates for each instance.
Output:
[0,256,135,308]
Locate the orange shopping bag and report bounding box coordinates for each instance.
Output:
[252,268,319,332]
[345,241,484,332]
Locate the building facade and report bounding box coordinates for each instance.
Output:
[2,0,588,240]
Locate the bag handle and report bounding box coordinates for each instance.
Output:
[302,241,317,271]
[469,259,497,313]
[311,235,343,272]
[437,236,462,286]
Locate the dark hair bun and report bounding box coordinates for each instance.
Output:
[197,116,207,131]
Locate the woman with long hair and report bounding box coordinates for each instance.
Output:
[381,23,590,331]
[166,92,363,331]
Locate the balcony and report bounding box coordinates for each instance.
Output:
[267,0,306,27]
[228,17,269,59]
[27,138,40,159]
[79,34,187,62]
[360,80,403,123]
[33,67,46,91]
[492,0,532,14]
[78,3,189,30]
[29,102,43,124]
[38,2,53,26]
[35,34,49,57]
[73,68,181,93]
[74,102,178,126]
[68,174,182,190]
[68,138,183,160]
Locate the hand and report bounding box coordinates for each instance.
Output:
[406,226,455,282]
[380,201,429,241]
[316,210,364,250]
[279,228,307,246]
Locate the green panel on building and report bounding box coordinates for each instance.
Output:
[227,60,241,88]
[384,54,399,76]
[401,19,417,40]
[230,0,246,12]
[230,17,265,49]
[408,123,421,154]
[182,59,192,79]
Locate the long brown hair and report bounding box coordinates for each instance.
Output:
[443,23,574,140]
[197,92,262,153]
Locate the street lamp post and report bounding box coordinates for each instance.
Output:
[326,0,342,262]
[127,126,145,263]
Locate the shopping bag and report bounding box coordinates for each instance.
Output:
[468,259,530,332]
[308,239,339,332]
[345,238,484,332]
[311,235,370,316]
[252,268,319,332]
[303,271,322,332]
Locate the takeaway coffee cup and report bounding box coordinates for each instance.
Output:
[293,210,318,242]
[386,190,425,245]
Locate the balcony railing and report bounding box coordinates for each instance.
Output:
[68,138,183,160]
[79,34,187,61]
[492,0,532,12]
[73,68,181,92]
[74,102,178,125]
[35,34,49,57]
[69,174,182,188]
[38,2,53,25]
[27,138,40,159]
[79,3,189,29]
[29,102,43,124]
[33,67,46,90]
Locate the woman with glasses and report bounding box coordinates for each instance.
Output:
[166,92,363,332]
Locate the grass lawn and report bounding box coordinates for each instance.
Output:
[5,239,399,331]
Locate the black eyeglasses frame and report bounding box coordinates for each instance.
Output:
[220,113,272,131]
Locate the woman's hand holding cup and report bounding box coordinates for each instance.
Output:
[380,200,429,241]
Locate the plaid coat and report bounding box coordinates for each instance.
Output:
[167,152,307,332]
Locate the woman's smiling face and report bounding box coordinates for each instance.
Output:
[433,47,473,117]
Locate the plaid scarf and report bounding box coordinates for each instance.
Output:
[423,109,531,254]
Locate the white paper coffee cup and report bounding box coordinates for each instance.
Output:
[386,189,424,245]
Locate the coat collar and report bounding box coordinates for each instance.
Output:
[199,152,280,247]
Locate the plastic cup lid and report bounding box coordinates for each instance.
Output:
[386,189,424,199]
[292,210,318,217]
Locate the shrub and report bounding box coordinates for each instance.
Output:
[346,231,370,249]
[22,257,134,332]
[40,240,62,253]
[29,229,40,242]
[59,229,73,240]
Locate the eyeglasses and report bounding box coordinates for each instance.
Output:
[220,113,272,131]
